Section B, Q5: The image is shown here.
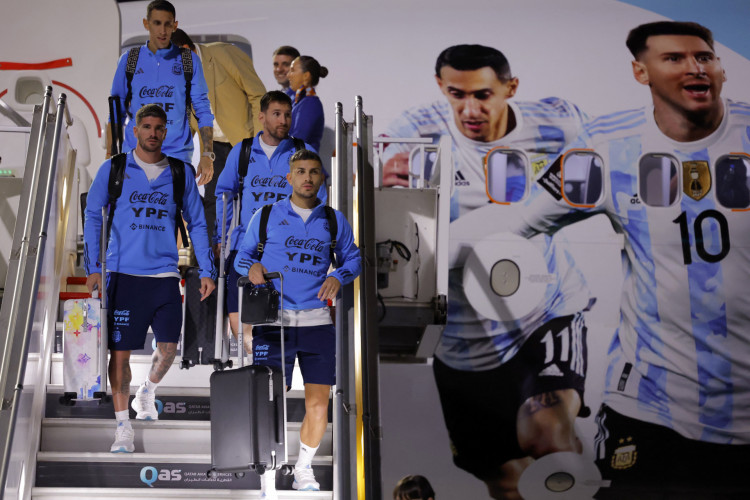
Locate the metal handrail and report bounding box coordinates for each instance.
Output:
[354,96,383,500]
[0,89,68,498]
[332,101,355,500]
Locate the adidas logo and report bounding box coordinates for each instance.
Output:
[539,364,564,377]
[135,68,144,75]
[249,157,256,164]
[454,171,469,186]
[279,219,290,226]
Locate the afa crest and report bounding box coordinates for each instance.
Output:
[172,63,182,76]
[682,161,711,201]
[611,436,637,470]
[530,154,550,177]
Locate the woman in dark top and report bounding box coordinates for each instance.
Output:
[287,55,328,152]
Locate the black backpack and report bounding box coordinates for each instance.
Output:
[256,203,338,268]
[236,136,305,226]
[108,152,189,247]
[123,46,193,119]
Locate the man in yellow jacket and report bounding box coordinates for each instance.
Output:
[173,29,266,243]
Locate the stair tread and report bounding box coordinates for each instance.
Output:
[31,487,332,499]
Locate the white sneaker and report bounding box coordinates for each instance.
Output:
[110,422,134,453]
[292,464,320,491]
[131,384,158,420]
[260,470,278,500]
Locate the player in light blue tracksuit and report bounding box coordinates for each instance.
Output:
[234,149,359,498]
[108,0,215,184]
[213,90,326,349]
[84,103,216,454]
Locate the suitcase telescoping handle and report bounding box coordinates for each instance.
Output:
[95,206,110,401]
[237,272,288,468]
[108,95,122,156]
[213,192,230,365]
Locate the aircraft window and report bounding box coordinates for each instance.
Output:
[561,150,603,206]
[638,154,679,207]
[484,148,528,204]
[715,154,750,209]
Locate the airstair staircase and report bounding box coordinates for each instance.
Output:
[0,89,340,500]
[33,357,334,499]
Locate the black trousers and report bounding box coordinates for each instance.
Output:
[202,140,233,244]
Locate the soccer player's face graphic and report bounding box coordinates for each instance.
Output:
[288,159,324,200]
[143,10,177,51]
[634,35,725,117]
[437,66,517,142]
[134,116,167,153]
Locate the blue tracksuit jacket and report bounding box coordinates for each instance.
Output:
[213,132,326,251]
[234,198,360,310]
[84,152,216,280]
[111,43,214,162]
[291,94,324,152]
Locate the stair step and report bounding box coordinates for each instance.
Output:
[44,389,331,423]
[49,354,307,390]
[32,487,332,499]
[35,453,332,491]
[40,418,333,455]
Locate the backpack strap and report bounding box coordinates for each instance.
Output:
[167,156,190,247]
[256,203,273,260]
[106,153,128,239]
[180,47,194,119]
[323,205,338,268]
[123,47,140,119]
[237,137,254,226]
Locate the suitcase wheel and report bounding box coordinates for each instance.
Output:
[280,464,295,476]
[59,392,77,406]
[94,392,112,404]
[254,464,266,475]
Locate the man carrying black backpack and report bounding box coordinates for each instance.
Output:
[213,90,324,354]
[85,104,216,453]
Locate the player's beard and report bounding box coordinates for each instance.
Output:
[139,137,161,153]
[266,125,289,144]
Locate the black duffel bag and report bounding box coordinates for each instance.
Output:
[240,279,280,325]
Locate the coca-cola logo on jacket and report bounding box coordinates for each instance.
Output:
[285,236,326,253]
[139,85,175,98]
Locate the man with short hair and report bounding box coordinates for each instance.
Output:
[108,0,215,186]
[511,21,750,497]
[235,149,360,499]
[171,28,267,243]
[381,44,592,499]
[214,90,324,353]
[85,104,216,453]
[272,45,301,98]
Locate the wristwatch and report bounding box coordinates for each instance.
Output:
[202,151,216,161]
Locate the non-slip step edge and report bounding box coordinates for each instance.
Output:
[31,487,332,499]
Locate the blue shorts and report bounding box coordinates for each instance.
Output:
[106,273,182,351]
[225,250,243,314]
[252,324,336,386]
